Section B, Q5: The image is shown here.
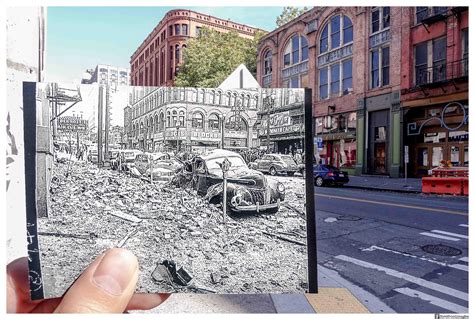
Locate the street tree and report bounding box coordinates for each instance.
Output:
[175,28,265,88]
[276,6,310,27]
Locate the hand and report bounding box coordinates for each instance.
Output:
[7,248,170,313]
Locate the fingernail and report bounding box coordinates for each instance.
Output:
[92,249,137,296]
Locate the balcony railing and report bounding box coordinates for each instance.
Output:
[415,58,468,87]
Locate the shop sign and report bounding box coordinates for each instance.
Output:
[369,30,391,48]
[318,44,353,67]
[153,132,164,140]
[314,137,323,150]
[58,116,88,133]
[191,131,221,141]
[321,132,355,141]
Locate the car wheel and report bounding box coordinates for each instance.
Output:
[315,176,324,187]
[287,171,295,176]
[269,167,277,176]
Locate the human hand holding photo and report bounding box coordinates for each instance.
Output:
[7,248,170,313]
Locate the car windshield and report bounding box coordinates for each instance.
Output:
[279,155,296,164]
[206,156,247,173]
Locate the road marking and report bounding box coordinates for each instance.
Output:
[335,255,468,301]
[362,245,467,271]
[459,224,468,228]
[419,232,460,242]
[315,193,468,216]
[449,264,469,272]
[459,257,468,262]
[431,230,468,239]
[394,288,468,313]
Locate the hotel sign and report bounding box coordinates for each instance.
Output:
[369,30,391,48]
[318,44,353,67]
[259,124,303,136]
[58,116,88,133]
[282,61,309,79]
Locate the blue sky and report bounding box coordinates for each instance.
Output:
[45,6,285,83]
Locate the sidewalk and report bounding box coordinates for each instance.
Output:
[345,175,422,193]
[136,264,393,314]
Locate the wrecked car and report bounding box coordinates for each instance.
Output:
[250,154,300,176]
[187,149,285,214]
[135,152,182,181]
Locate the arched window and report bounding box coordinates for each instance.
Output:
[209,113,220,130]
[283,34,308,68]
[263,49,272,75]
[154,114,159,132]
[199,89,205,103]
[320,14,353,54]
[217,90,222,105]
[225,115,248,131]
[167,111,171,127]
[179,110,185,127]
[192,112,204,128]
[172,110,177,126]
[159,112,165,131]
[210,90,216,104]
[150,117,154,133]
[140,121,144,134]
[226,92,232,106]
[175,44,180,62]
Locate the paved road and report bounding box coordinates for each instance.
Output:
[314,186,468,313]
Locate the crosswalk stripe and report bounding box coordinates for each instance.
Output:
[420,232,460,241]
[394,288,468,313]
[432,230,468,239]
[449,264,469,272]
[335,255,468,301]
[459,224,468,228]
[459,257,468,263]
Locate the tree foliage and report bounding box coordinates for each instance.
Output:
[276,6,310,27]
[175,28,265,88]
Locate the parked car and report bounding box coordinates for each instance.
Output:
[250,154,299,176]
[187,149,285,214]
[134,152,179,180]
[87,149,99,163]
[313,164,349,187]
[118,149,142,171]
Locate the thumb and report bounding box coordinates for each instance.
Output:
[55,248,139,313]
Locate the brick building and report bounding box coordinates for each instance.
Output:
[130,9,260,87]
[257,7,405,176]
[400,7,468,177]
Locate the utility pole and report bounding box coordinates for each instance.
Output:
[104,85,110,161]
[98,86,104,167]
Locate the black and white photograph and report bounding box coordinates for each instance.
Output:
[24,81,314,298]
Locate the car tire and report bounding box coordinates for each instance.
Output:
[315,176,324,187]
[287,171,295,176]
[269,167,277,176]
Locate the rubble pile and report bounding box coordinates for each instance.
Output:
[39,160,308,296]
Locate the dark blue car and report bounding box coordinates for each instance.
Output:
[313,164,349,187]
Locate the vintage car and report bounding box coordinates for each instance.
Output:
[188,149,285,214]
[134,152,181,181]
[250,154,299,176]
[118,149,143,171]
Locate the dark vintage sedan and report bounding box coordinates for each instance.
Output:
[189,149,285,214]
[250,154,300,176]
[313,164,349,187]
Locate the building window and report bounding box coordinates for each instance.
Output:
[283,34,308,67]
[192,112,204,128]
[175,24,181,35]
[209,113,220,130]
[462,29,468,76]
[159,112,164,131]
[179,111,185,127]
[320,14,353,54]
[196,26,202,36]
[175,44,180,62]
[263,49,272,75]
[371,7,390,34]
[182,24,188,35]
[370,46,390,88]
[414,37,446,85]
[319,59,352,100]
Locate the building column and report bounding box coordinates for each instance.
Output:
[354,98,365,176]
[389,91,401,178]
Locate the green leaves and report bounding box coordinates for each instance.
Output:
[175,28,264,88]
[276,6,310,27]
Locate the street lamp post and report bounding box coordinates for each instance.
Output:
[263,90,275,153]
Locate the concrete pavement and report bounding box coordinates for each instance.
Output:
[345,175,422,193]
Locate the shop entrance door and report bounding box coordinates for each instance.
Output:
[375,143,387,174]
[368,109,390,174]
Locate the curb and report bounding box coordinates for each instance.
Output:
[344,184,421,194]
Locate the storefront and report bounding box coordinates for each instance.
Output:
[404,101,468,177]
[315,111,357,174]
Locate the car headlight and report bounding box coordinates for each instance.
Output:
[235,187,251,199]
[277,182,285,193]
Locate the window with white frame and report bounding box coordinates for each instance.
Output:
[263,50,272,75]
[192,112,204,128]
[209,113,220,130]
[320,14,353,54]
[283,34,308,67]
[371,7,390,34]
[319,59,352,100]
[370,46,390,88]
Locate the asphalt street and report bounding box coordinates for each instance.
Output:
[314,185,469,313]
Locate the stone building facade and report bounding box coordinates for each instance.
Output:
[130,9,260,87]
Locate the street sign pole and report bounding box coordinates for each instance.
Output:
[404,145,409,186]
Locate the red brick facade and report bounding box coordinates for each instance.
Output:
[130,9,259,87]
